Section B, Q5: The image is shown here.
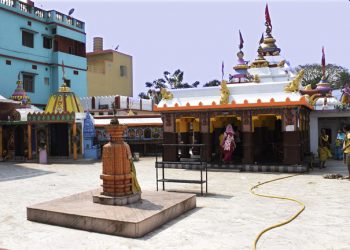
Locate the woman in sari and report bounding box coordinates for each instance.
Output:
[318,129,332,168]
[221,124,236,164]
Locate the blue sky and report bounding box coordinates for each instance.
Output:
[38,0,350,96]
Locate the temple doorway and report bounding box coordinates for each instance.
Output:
[252,114,283,164]
[14,126,25,156]
[50,124,69,156]
[211,115,242,163]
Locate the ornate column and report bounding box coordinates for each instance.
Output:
[73,122,77,160]
[27,124,32,160]
[192,118,201,155]
[282,108,301,164]
[93,123,141,205]
[241,110,254,164]
[163,113,178,161]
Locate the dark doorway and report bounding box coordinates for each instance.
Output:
[50,124,69,156]
[14,126,25,156]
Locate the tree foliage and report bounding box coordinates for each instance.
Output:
[138,69,200,104]
[203,79,221,87]
[296,64,350,89]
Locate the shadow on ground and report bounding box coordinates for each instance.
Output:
[0,163,54,182]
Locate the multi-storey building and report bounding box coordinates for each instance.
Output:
[87,37,133,97]
[0,0,87,107]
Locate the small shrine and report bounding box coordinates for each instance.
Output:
[155,4,312,166]
[83,112,100,159]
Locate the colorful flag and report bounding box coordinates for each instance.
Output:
[62,60,65,76]
[260,32,264,44]
[239,30,244,50]
[221,61,224,80]
[265,4,272,30]
[321,46,326,77]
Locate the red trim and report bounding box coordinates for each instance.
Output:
[0,5,85,34]
[0,54,87,71]
[93,114,161,119]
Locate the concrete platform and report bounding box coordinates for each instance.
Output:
[27,190,196,238]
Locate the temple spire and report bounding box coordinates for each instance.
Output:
[230,31,249,83]
[260,4,281,56]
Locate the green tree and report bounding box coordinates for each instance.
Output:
[296,64,350,89]
[138,69,200,104]
[203,79,221,87]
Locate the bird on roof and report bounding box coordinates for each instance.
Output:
[68,8,75,16]
[114,45,119,51]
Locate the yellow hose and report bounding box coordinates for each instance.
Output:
[250,174,305,250]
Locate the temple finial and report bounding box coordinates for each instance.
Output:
[260,4,281,56]
[265,4,272,34]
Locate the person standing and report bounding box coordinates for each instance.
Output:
[335,129,345,160]
[318,129,332,168]
[342,127,350,180]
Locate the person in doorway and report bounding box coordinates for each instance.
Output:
[335,129,345,160]
[221,124,236,164]
[342,126,350,180]
[318,129,332,168]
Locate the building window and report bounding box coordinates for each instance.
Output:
[23,74,35,93]
[32,65,37,70]
[73,70,79,75]
[52,28,56,34]
[22,31,34,48]
[64,79,71,87]
[120,65,127,77]
[6,60,11,65]
[27,21,31,26]
[43,37,52,49]
[68,46,73,54]
[44,77,49,85]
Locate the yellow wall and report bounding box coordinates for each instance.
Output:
[87,51,133,97]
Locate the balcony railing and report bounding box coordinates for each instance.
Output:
[0,0,85,30]
[0,0,14,7]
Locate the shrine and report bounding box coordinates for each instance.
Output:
[155,5,312,167]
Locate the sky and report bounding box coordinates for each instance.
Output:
[36,0,350,97]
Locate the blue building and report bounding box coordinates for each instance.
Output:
[0,0,87,107]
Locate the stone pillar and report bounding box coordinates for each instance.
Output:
[241,111,254,164]
[282,108,301,165]
[73,122,77,160]
[163,114,178,161]
[28,124,32,160]
[192,119,201,155]
[200,112,212,162]
[0,126,2,161]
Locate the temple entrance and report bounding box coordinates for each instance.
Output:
[252,114,283,164]
[211,115,242,164]
[14,126,25,156]
[176,117,201,160]
[50,124,69,156]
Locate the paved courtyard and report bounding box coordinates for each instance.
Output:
[0,158,349,250]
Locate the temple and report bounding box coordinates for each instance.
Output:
[155,5,312,166]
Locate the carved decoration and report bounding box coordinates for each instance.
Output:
[220,80,230,105]
[284,69,304,93]
[160,88,173,101]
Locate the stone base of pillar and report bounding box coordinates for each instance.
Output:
[93,192,141,206]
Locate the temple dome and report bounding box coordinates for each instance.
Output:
[45,83,84,113]
[10,80,31,108]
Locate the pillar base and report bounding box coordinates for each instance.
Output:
[93,192,141,206]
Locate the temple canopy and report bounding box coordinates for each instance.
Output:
[45,83,84,114]
[10,79,31,108]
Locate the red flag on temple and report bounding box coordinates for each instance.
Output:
[265,4,272,30]
[322,46,326,77]
[239,30,244,50]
